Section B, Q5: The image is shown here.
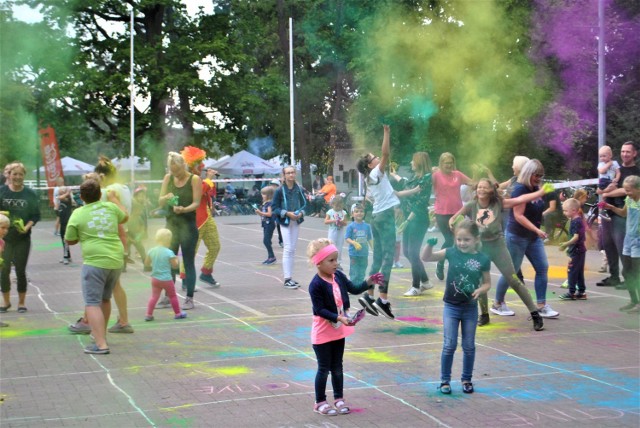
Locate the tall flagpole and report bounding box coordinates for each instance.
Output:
[130,7,135,185]
[289,17,295,166]
[597,0,605,150]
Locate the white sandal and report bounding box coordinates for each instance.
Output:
[313,401,337,416]
[334,399,350,414]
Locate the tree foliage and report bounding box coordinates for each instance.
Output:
[1,0,639,182]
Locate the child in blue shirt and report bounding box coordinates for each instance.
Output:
[144,228,187,321]
[344,204,372,287]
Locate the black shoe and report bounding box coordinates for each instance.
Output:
[435,261,444,281]
[596,277,619,287]
[358,294,378,316]
[477,313,490,326]
[559,292,576,300]
[462,382,474,394]
[373,297,394,319]
[529,311,544,331]
[284,279,300,289]
[199,273,221,288]
[439,382,451,394]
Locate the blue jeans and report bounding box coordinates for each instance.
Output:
[602,215,626,280]
[262,222,276,259]
[441,302,478,383]
[497,232,549,304]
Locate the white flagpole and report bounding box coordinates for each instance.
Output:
[289,17,295,166]
[597,0,605,150]
[130,8,135,185]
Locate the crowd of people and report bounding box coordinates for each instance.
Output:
[0,137,638,412]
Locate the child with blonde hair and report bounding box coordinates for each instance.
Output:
[324,194,348,269]
[307,238,383,416]
[144,228,187,321]
[597,145,621,221]
[558,198,588,300]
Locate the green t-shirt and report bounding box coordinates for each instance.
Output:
[65,201,126,269]
[465,200,504,242]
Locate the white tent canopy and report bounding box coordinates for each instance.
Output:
[203,155,229,168]
[111,156,150,172]
[35,156,94,176]
[211,150,280,175]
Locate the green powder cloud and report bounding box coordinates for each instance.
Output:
[349,1,549,170]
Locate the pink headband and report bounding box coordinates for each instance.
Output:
[312,244,339,265]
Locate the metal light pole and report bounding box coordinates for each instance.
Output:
[597,0,605,149]
[129,7,136,185]
[289,17,295,166]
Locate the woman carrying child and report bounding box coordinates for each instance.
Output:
[421,220,491,394]
[308,238,383,415]
[449,178,550,331]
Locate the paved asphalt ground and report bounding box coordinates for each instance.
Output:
[0,215,638,428]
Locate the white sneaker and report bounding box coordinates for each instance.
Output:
[393,262,404,269]
[539,304,559,318]
[182,297,195,310]
[403,287,422,296]
[490,303,515,316]
[420,280,433,291]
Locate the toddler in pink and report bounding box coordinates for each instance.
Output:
[144,228,187,321]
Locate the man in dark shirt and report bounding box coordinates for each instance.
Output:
[598,141,640,288]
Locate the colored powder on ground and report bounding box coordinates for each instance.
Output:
[349,349,405,363]
[0,328,58,338]
[396,316,427,322]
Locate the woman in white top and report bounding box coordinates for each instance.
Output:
[355,125,400,319]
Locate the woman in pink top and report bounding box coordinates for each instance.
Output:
[432,152,472,280]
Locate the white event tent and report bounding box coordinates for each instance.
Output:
[211,151,280,175]
[36,156,94,176]
[111,156,150,172]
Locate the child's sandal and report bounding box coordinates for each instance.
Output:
[334,399,350,414]
[439,382,451,394]
[313,401,338,416]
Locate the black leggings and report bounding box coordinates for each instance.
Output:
[312,338,345,403]
[1,237,31,293]
[435,214,454,251]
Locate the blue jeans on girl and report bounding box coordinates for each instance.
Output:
[441,302,478,383]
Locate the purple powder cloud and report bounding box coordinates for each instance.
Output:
[530,0,640,154]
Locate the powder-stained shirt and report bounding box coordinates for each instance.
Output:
[65,201,126,270]
[367,165,400,214]
[443,247,490,306]
[345,221,372,257]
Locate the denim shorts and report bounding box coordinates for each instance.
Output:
[81,265,121,306]
[623,235,640,258]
